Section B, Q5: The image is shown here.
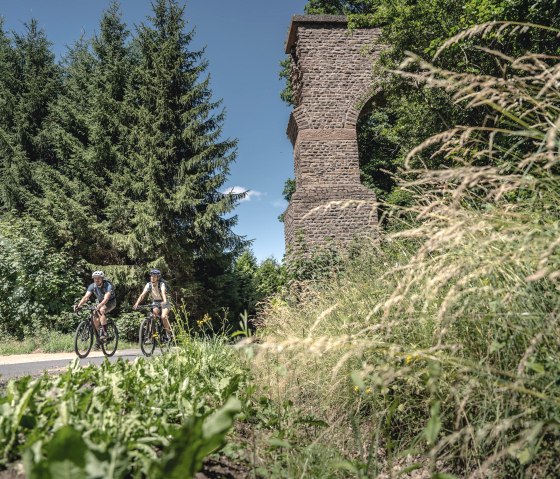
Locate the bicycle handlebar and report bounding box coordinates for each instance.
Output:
[136,303,162,310]
[74,303,102,312]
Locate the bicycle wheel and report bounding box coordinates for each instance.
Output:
[139,317,156,357]
[101,319,119,357]
[74,320,93,358]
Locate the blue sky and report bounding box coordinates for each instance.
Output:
[0,0,307,262]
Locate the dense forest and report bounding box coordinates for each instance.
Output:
[0,0,286,338]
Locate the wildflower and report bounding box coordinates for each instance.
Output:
[197,313,212,328]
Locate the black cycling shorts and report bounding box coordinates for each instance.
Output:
[103,298,117,313]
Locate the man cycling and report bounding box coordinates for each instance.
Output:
[74,271,116,342]
[133,269,172,341]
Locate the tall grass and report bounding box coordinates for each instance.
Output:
[249,23,560,478]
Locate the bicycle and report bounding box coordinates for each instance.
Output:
[74,303,119,358]
[138,303,172,357]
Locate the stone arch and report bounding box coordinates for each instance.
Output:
[344,89,379,129]
[283,15,383,254]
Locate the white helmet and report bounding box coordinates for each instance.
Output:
[92,271,105,279]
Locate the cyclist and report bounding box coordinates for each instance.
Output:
[133,269,172,341]
[74,271,116,342]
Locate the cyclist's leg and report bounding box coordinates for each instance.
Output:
[161,305,171,334]
[98,306,107,326]
[91,310,102,347]
[97,299,115,340]
[99,299,116,326]
[92,310,101,331]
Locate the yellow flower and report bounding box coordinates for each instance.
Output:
[197,313,212,328]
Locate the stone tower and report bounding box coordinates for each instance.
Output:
[284,15,381,254]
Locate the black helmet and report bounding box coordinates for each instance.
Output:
[150,269,161,276]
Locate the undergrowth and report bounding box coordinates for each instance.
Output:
[0,338,246,478]
[244,22,560,478]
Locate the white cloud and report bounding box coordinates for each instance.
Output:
[223,186,264,202]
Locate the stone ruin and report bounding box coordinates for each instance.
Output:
[283,15,382,255]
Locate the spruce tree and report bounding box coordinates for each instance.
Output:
[46,3,135,262]
[123,0,245,314]
[0,20,61,215]
[0,18,20,210]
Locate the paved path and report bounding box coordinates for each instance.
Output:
[0,349,143,381]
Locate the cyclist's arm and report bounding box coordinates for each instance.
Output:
[133,285,150,309]
[161,283,168,305]
[76,291,92,309]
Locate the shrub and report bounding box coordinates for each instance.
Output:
[0,216,82,338]
[115,310,144,342]
[1,340,246,477]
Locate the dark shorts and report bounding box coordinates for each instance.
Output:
[101,298,116,313]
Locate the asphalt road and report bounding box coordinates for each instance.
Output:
[0,349,144,381]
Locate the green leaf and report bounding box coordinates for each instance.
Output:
[432,474,458,479]
[398,463,422,475]
[24,426,88,479]
[424,401,441,446]
[516,448,533,465]
[333,460,360,473]
[489,341,505,353]
[268,437,291,449]
[48,460,86,479]
[527,362,545,374]
[155,396,242,479]
[202,397,242,439]
[45,426,87,467]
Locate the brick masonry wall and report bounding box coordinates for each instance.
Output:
[284,16,382,254]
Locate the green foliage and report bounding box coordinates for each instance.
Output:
[304,0,377,15]
[260,26,560,477]
[289,0,560,211]
[0,216,82,338]
[0,19,61,214]
[1,340,246,477]
[232,251,285,317]
[151,397,241,478]
[278,58,293,105]
[281,178,296,203]
[277,178,295,222]
[114,310,143,342]
[285,241,346,284]
[0,1,247,330]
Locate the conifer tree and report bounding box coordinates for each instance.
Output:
[46,3,135,262]
[122,0,245,313]
[0,19,20,210]
[0,20,61,215]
